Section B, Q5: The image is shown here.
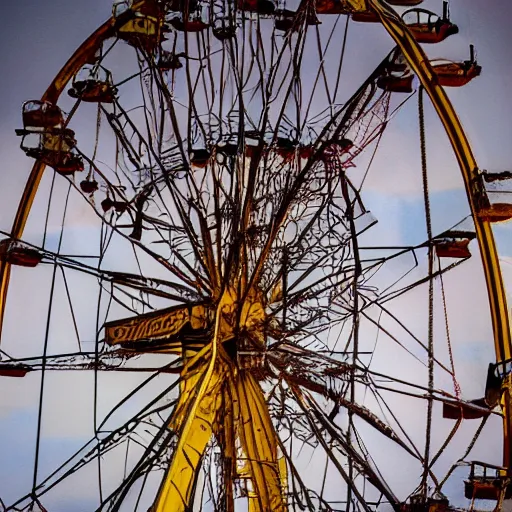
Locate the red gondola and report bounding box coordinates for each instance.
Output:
[315,0,347,15]
[442,398,489,420]
[19,128,82,176]
[275,138,297,161]
[52,152,85,175]
[476,170,512,222]
[299,145,314,159]
[212,24,237,40]
[431,46,481,87]
[477,203,512,223]
[80,179,99,194]
[68,66,117,103]
[402,3,458,44]
[464,462,512,500]
[190,148,211,167]
[377,72,414,93]
[22,101,63,130]
[435,239,471,259]
[239,0,275,15]
[0,363,32,378]
[0,239,43,268]
[169,16,209,32]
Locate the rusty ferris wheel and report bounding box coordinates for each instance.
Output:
[1,0,512,510]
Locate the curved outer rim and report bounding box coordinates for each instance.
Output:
[367,0,512,471]
[0,0,510,499]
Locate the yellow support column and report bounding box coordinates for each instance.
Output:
[154,350,228,511]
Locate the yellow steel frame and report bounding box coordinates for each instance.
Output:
[0,1,510,508]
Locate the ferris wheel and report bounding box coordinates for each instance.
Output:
[1,0,511,510]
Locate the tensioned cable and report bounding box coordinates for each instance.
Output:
[418,86,435,497]
[31,182,72,497]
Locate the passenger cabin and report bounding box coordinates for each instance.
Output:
[169,14,209,32]
[101,198,129,213]
[377,71,414,93]
[0,239,43,268]
[477,203,512,222]
[425,495,450,512]
[68,66,117,103]
[442,397,490,420]
[431,45,481,87]
[80,178,99,194]
[476,170,512,223]
[52,152,85,175]
[113,0,163,52]
[275,137,298,161]
[274,9,320,31]
[19,127,84,175]
[433,230,475,259]
[17,102,85,174]
[465,462,512,500]
[299,144,314,159]
[238,0,275,15]
[402,3,458,44]
[212,22,237,40]
[275,10,295,31]
[0,362,32,378]
[402,493,451,512]
[377,49,414,93]
[190,148,211,167]
[22,101,63,130]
